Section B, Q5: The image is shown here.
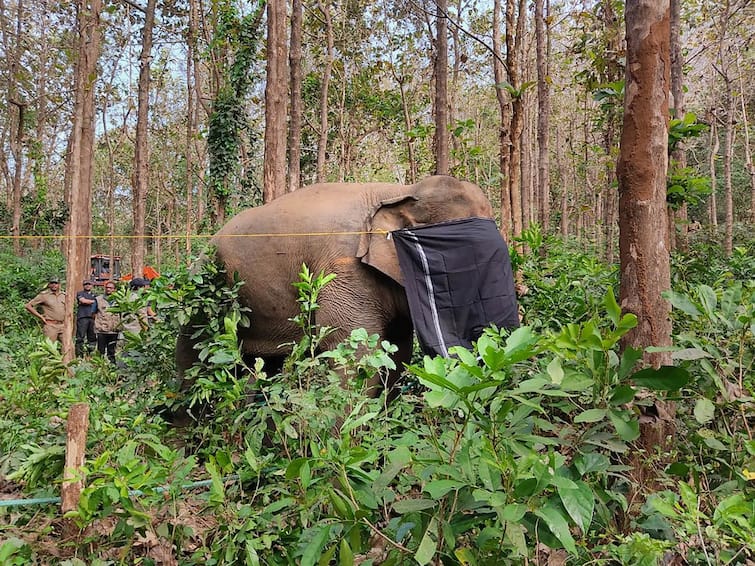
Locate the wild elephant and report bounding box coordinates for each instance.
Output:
[176,175,518,396]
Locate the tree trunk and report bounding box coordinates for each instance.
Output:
[288,0,303,192]
[493,0,512,238]
[669,0,687,251]
[434,0,449,175]
[617,0,672,368]
[132,0,156,279]
[185,0,200,256]
[535,0,550,232]
[395,70,417,184]
[315,0,333,183]
[722,85,734,256]
[63,0,101,362]
[263,0,288,202]
[7,0,25,256]
[506,0,526,240]
[708,111,719,228]
[736,53,755,225]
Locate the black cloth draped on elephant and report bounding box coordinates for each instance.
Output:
[176,175,519,396]
[391,217,519,357]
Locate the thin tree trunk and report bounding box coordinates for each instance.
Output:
[315,0,333,183]
[708,111,719,228]
[535,0,550,232]
[8,0,25,256]
[669,0,687,251]
[132,0,156,279]
[736,52,755,225]
[506,0,526,240]
[263,0,288,202]
[723,87,735,256]
[394,70,417,184]
[493,0,512,238]
[555,123,569,238]
[434,0,449,175]
[185,0,199,256]
[288,0,302,192]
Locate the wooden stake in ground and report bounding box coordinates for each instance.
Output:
[62,403,90,515]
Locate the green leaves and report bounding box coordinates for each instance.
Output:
[631,366,689,391]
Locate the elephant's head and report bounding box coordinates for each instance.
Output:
[357,175,494,283]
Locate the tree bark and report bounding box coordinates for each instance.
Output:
[433,0,449,175]
[288,0,303,192]
[617,0,672,368]
[263,0,288,202]
[506,0,526,240]
[535,0,550,232]
[736,52,755,225]
[132,0,156,279]
[8,0,25,256]
[669,0,687,251]
[63,0,101,362]
[185,0,200,256]
[493,0,512,238]
[708,110,719,228]
[315,0,333,183]
[61,402,90,531]
[722,84,734,256]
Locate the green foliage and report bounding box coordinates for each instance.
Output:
[0,249,65,334]
[1,239,754,565]
[514,233,619,331]
[667,113,711,210]
[206,0,266,220]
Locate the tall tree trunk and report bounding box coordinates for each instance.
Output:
[555,122,569,238]
[618,0,674,504]
[315,0,333,183]
[263,0,288,202]
[617,0,672,367]
[506,0,526,240]
[10,101,24,256]
[132,0,156,279]
[63,0,101,362]
[535,0,550,232]
[288,0,303,192]
[708,111,719,228]
[736,52,755,225]
[669,0,687,251]
[185,0,199,256]
[493,0,512,238]
[722,86,735,256]
[434,0,449,175]
[395,70,417,184]
[8,0,25,256]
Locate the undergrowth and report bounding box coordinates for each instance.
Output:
[0,238,753,565]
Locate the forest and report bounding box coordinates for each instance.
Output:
[0,0,754,564]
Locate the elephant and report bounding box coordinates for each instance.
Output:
[176,175,503,397]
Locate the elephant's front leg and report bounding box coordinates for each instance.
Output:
[316,267,413,398]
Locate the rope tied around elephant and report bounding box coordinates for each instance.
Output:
[0,230,392,240]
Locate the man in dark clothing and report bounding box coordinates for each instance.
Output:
[75,280,97,356]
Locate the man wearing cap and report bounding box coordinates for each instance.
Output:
[25,277,66,343]
[75,280,97,356]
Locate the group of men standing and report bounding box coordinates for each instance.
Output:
[24,276,154,362]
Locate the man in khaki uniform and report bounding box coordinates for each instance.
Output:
[25,277,66,342]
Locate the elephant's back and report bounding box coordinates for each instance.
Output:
[217,182,399,236]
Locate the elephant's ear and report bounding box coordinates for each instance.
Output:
[357,194,417,285]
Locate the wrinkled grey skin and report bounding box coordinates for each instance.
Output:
[176,175,495,395]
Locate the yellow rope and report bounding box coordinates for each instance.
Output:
[0,230,389,240]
